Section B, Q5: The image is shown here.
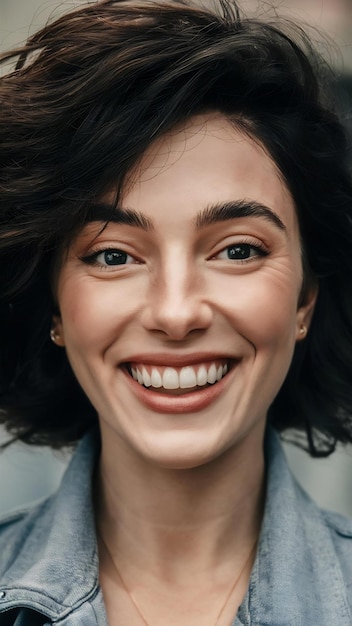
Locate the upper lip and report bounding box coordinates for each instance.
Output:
[121,352,237,367]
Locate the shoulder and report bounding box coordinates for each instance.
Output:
[293,476,352,577]
[304,504,352,610]
[323,508,352,537]
[0,497,53,580]
[0,503,38,537]
[321,509,352,578]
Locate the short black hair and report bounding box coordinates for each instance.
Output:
[1,0,352,455]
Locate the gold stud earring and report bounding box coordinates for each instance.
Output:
[299,324,307,339]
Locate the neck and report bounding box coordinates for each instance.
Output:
[95,425,266,584]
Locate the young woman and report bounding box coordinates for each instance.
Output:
[0,1,352,624]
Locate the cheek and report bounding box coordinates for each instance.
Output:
[58,276,145,348]
[211,265,301,348]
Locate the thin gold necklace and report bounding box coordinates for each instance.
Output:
[100,535,257,626]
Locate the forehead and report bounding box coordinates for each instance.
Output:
[103,112,298,236]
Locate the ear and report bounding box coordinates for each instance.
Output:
[50,314,66,347]
[295,284,318,342]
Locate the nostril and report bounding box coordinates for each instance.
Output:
[140,298,213,339]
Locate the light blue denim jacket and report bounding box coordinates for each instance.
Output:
[0,428,352,625]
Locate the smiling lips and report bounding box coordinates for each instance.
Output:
[123,357,235,413]
[128,359,230,393]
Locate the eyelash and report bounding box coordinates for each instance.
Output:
[80,239,269,269]
[213,239,269,263]
[79,247,139,269]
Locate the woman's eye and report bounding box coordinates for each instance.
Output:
[97,249,132,265]
[82,248,136,267]
[217,243,265,261]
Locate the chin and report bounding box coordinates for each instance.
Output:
[137,431,230,470]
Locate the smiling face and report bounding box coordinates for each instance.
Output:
[54,113,316,469]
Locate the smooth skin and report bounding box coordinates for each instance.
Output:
[53,113,317,625]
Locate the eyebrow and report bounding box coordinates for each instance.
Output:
[194,200,287,232]
[84,199,286,233]
[85,203,154,231]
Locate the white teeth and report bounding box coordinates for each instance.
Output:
[197,365,208,386]
[142,367,151,387]
[179,366,197,389]
[163,367,179,389]
[207,363,217,384]
[131,361,229,389]
[151,368,162,387]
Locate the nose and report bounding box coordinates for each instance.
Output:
[140,253,213,340]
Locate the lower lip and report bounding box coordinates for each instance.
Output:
[121,364,236,414]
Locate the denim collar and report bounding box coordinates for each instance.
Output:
[0,431,100,621]
[237,430,352,626]
[0,428,351,625]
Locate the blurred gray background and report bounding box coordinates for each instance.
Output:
[1,0,352,517]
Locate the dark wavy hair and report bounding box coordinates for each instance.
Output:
[0,0,352,454]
